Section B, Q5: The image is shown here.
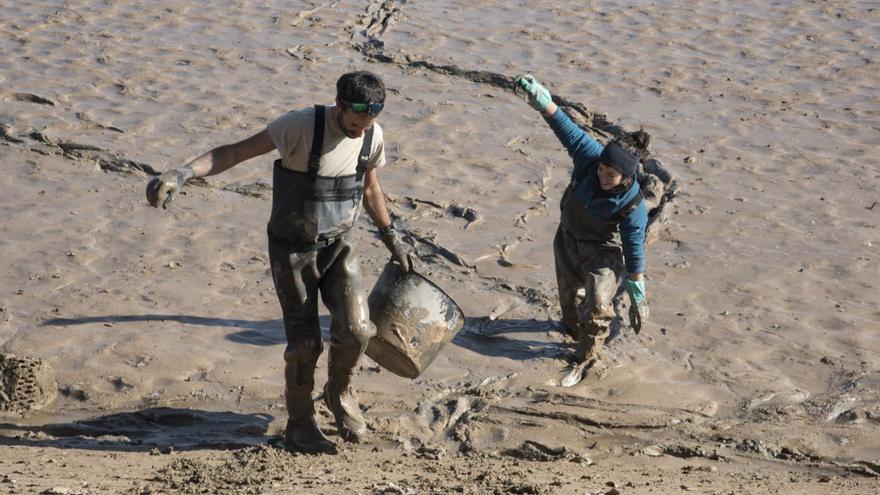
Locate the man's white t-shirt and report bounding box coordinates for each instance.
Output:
[267,105,385,177]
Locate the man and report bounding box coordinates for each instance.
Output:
[146,71,411,453]
[515,75,650,366]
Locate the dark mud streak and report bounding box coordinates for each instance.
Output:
[1,123,276,198]
[490,404,671,430]
[11,93,56,106]
[351,16,680,243]
[537,391,714,420]
[1,125,159,176]
[0,123,25,144]
[355,43,624,142]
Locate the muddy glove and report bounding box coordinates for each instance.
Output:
[146,166,195,209]
[379,225,412,272]
[515,74,553,113]
[624,279,649,334]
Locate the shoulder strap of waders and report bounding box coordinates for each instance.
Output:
[307,105,326,181]
[573,162,592,186]
[355,127,374,183]
[611,190,643,224]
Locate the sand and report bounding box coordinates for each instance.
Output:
[1,0,878,493]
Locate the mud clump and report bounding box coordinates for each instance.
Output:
[150,446,290,494]
[0,353,57,414]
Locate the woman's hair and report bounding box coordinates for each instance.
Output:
[336,71,386,104]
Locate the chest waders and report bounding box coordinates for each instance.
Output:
[267,105,376,452]
[555,169,641,364]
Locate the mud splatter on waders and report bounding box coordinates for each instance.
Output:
[267,105,375,453]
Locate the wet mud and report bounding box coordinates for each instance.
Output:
[1,0,878,493]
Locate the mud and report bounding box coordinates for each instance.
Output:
[1,0,879,494]
[0,353,57,414]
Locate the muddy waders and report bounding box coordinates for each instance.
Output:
[556,180,638,364]
[268,105,375,452]
[554,227,625,363]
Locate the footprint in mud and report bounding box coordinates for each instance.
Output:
[743,388,811,420]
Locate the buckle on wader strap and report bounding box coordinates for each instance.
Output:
[356,126,373,183]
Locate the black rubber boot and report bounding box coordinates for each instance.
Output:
[284,415,336,454]
[324,344,368,443]
[283,347,336,454]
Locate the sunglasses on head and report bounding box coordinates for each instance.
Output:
[340,99,384,115]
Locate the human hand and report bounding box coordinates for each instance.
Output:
[515,74,553,112]
[380,226,412,272]
[146,166,195,209]
[624,279,649,333]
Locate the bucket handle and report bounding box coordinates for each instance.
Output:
[389,253,419,275]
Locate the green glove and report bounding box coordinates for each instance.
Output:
[624,279,649,333]
[515,74,552,112]
[146,166,195,209]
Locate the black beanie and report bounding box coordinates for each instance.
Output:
[598,143,639,177]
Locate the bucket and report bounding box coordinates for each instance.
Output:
[366,261,465,379]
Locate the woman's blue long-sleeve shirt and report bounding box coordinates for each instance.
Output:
[545,109,648,274]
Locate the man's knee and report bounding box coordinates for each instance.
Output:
[284,336,323,364]
[333,317,376,347]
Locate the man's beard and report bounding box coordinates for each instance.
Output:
[337,112,359,138]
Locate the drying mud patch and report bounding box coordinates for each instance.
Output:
[0,353,57,414]
[140,443,599,495]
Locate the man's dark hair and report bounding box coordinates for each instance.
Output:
[336,71,385,104]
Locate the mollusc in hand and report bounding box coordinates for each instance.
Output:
[146,166,195,209]
[515,74,553,112]
[624,279,649,333]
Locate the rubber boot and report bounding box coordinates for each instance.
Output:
[284,348,336,454]
[574,323,606,364]
[324,344,368,443]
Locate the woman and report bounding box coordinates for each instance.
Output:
[516,75,650,365]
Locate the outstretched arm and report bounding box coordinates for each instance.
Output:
[515,74,603,171]
[146,129,275,208]
[185,129,275,178]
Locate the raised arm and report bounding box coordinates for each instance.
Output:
[146,129,275,208]
[515,75,603,173]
